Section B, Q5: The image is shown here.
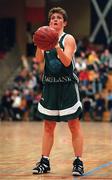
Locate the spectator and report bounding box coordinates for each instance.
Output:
[106,90,112,122]
[87,50,99,70]
[11,89,22,120]
[95,93,106,121]
[79,69,89,87]
[82,96,94,121]
[0,89,13,120]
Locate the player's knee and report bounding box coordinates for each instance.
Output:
[44,120,56,134]
[68,119,81,133]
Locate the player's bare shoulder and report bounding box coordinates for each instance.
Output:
[64,34,76,50]
[65,34,76,43]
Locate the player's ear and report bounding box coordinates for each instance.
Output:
[64,21,67,27]
[49,22,51,26]
[49,21,52,27]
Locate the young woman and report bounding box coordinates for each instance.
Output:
[32,7,84,176]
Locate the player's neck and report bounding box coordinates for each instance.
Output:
[58,32,65,41]
[58,30,64,37]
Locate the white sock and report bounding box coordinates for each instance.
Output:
[75,156,82,160]
[43,156,49,160]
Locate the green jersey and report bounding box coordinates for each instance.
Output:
[42,33,79,83]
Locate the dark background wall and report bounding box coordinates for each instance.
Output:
[0,0,26,54]
[0,0,90,55]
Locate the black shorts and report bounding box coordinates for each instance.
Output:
[37,82,83,122]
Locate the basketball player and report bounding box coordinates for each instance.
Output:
[32,7,84,176]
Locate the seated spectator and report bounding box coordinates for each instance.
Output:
[80,86,87,100]
[0,100,5,120]
[100,48,110,68]
[94,93,106,121]
[14,67,29,83]
[99,63,108,89]
[88,70,99,93]
[19,95,27,120]
[86,84,95,100]
[79,69,89,87]
[30,89,42,121]
[75,52,87,73]
[87,50,100,70]
[25,72,37,91]
[0,89,13,120]
[22,89,34,120]
[11,89,22,120]
[82,96,94,121]
[106,90,112,122]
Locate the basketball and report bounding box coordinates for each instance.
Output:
[33,26,59,51]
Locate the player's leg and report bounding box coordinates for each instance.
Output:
[42,120,56,156]
[32,120,56,174]
[68,118,84,176]
[68,118,83,156]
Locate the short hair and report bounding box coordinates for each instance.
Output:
[48,7,68,22]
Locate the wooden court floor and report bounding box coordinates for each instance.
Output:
[0,121,112,180]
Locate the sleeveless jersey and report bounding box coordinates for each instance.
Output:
[42,32,79,83]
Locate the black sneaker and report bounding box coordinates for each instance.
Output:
[72,157,84,176]
[32,156,50,174]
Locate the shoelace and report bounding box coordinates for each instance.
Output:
[74,164,83,170]
[73,163,83,175]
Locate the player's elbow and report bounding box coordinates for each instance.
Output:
[64,59,71,67]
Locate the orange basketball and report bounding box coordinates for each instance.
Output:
[33,26,59,51]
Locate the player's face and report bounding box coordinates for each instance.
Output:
[49,13,67,31]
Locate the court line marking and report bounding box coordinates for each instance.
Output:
[84,161,112,176]
[0,162,112,179]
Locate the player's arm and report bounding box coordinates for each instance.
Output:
[35,47,44,62]
[55,34,76,67]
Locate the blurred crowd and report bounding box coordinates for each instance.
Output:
[0,55,44,121]
[0,40,112,122]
